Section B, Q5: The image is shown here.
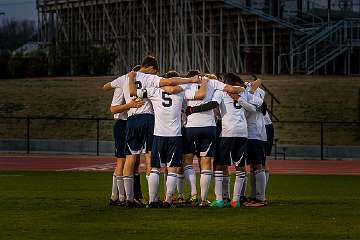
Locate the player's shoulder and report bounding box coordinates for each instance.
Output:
[137,71,157,80]
[179,83,193,90]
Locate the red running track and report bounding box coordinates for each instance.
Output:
[0,154,360,175]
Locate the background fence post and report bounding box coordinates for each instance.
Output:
[321,122,324,160]
[26,116,30,154]
[96,119,100,156]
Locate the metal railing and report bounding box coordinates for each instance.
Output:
[0,117,359,159]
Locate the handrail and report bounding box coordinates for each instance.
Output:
[225,0,310,33]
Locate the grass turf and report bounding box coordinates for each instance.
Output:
[0,172,359,240]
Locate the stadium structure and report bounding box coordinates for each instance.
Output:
[37,0,360,75]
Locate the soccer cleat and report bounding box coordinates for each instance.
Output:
[188,195,199,207]
[198,201,210,208]
[177,197,185,204]
[125,200,141,208]
[240,196,249,204]
[147,201,160,208]
[134,198,147,207]
[162,201,173,208]
[230,201,241,208]
[245,199,266,208]
[242,198,256,206]
[223,198,231,207]
[210,199,225,208]
[109,199,119,206]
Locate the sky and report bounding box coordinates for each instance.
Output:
[0,0,37,22]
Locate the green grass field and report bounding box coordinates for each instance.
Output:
[0,172,359,240]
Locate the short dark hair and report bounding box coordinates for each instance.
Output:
[164,70,180,78]
[141,55,159,70]
[223,73,244,85]
[186,70,201,78]
[132,65,141,71]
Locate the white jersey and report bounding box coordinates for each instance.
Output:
[185,79,225,128]
[111,87,127,120]
[264,111,272,125]
[145,84,195,137]
[110,72,161,117]
[212,90,248,138]
[245,86,267,141]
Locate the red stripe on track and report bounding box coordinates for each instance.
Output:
[0,155,360,175]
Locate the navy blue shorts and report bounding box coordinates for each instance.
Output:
[247,139,266,165]
[113,119,127,158]
[183,126,217,157]
[265,124,274,156]
[125,114,154,155]
[215,137,247,167]
[151,136,183,168]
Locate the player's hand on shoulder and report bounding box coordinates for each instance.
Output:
[129,97,144,108]
[128,71,137,79]
[228,93,240,101]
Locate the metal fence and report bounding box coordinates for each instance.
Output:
[0,116,359,159]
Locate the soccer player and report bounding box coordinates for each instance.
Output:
[187,73,262,208]
[129,70,207,207]
[244,79,268,207]
[105,56,200,207]
[108,87,144,206]
[182,71,245,207]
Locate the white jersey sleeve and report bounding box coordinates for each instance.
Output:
[111,87,127,120]
[135,72,162,89]
[264,111,272,125]
[212,90,224,105]
[209,79,225,91]
[110,76,125,88]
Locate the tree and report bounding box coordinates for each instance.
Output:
[0,18,36,51]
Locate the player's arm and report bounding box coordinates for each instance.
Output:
[110,98,144,113]
[228,93,258,112]
[223,85,245,94]
[185,101,219,116]
[192,77,208,100]
[103,82,113,91]
[161,86,184,94]
[159,76,200,87]
[127,71,138,97]
[248,75,262,94]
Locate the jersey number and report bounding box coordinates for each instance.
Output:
[233,100,242,109]
[162,92,172,107]
[135,81,142,89]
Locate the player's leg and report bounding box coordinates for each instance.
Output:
[123,154,137,205]
[133,155,145,205]
[176,166,185,203]
[198,127,217,207]
[230,137,247,208]
[163,136,183,207]
[163,167,168,200]
[222,166,231,203]
[210,136,227,208]
[246,140,266,207]
[115,158,126,205]
[110,165,120,205]
[148,136,163,207]
[183,128,197,201]
[110,119,127,205]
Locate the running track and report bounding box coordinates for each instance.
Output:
[1,155,360,175]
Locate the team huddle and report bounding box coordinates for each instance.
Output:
[103,55,274,208]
